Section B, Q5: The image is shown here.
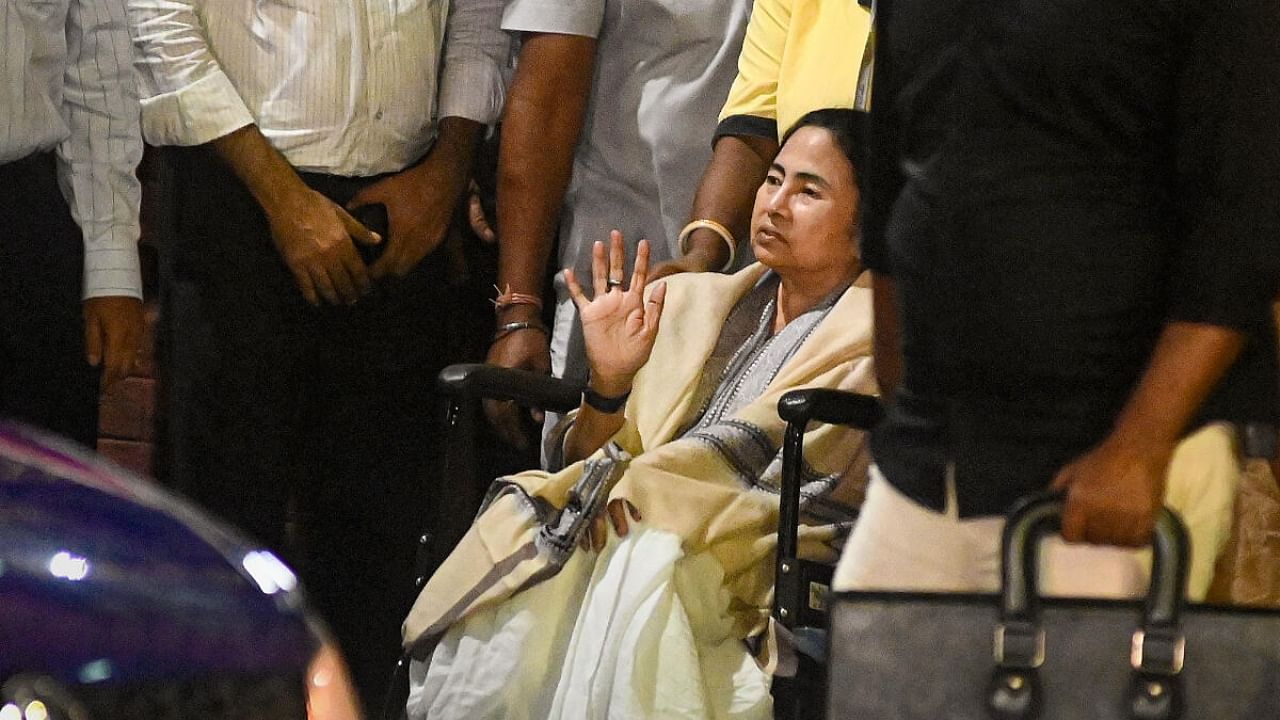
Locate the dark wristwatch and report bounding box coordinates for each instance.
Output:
[583,385,630,414]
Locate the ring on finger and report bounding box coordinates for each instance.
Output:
[606,278,623,289]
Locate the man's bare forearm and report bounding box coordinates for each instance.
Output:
[494,32,596,321]
[1108,321,1246,454]
[683,134,777,268]
[430,116,484,187]
[211,124,311,219]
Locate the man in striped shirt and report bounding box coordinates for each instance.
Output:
[1,0,145,447]
[129,0,508,712]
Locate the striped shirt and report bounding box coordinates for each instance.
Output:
[1,0,143,300]
[129,0,509,177]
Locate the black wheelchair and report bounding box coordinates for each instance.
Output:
[383,364,880,720]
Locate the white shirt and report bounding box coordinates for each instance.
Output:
[129,0,509,176]
[502,0,751,278]
[2,0,143,300]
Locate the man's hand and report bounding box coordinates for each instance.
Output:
[1052,431,1175,547]
[83,296,144,389]
[210,125,379,306]
[348,153,465,280]
[649,254,715,282]
[483,327,552,449]
[467,180,497,244]
[649,226,732,281]
[1050,321,1247,548]
[350,117,481,280]
[268,188,380,306]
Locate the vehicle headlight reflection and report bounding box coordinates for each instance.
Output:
[47,552,89,581]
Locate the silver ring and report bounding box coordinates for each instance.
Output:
[606,278,623,289]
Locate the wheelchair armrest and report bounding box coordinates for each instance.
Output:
[777,388,882,430]
[774,388,879,632]
[436,363,584,414]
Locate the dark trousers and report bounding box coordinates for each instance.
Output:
[0,152,100,447]
[163,147,447,715]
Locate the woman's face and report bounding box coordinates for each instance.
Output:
[750,126,860,279]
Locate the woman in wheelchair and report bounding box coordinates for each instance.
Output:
[402,109,876,719]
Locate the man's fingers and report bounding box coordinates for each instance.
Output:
[369,242,404,280]
[332,239,373,293]
[338,203,382,246]
[309,266,342,305]
[102,354,130,389]
[1058,482,1086,544]
[103,328,136,388]
[468,192,496,243]
[290,267,321,306]
[325,259,363,305]
[483,399,530,450]
[338,246,372,296]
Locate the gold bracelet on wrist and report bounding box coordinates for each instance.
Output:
[677,219,737,273]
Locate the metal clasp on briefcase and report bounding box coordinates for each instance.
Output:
[993,623,1045,668]
[1131,628,1186,675]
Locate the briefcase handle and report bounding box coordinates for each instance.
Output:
[987,493,1191,720]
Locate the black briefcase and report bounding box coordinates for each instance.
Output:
[826,494,1280,719]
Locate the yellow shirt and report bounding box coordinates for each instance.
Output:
[717,0,872,141]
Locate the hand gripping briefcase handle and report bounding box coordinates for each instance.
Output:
[989,493,1191,720]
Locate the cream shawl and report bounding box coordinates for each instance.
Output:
[403,263,876,655]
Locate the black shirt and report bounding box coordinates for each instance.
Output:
[862,0,1280,516]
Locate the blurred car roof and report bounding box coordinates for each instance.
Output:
[0,421,317,687]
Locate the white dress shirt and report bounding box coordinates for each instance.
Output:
[2,0,143,300]
[129,0,509,177]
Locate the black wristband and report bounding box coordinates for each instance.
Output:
[583,386,630,414]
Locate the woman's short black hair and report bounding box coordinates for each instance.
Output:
[780,108,865,174]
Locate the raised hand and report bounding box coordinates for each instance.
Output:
[564,231,667,397]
